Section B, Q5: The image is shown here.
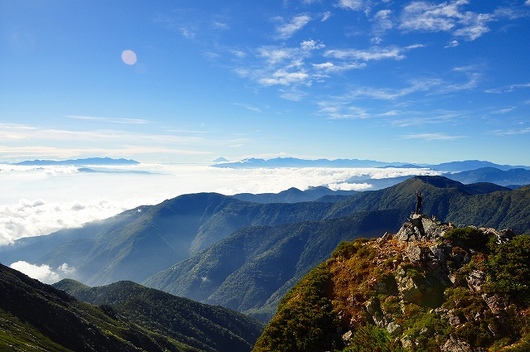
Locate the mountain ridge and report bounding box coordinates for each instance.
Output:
[144,176,530,321]
[12,157,139,166]
[0,263,192,351]
[2,176,530,323]
[53,279,264,352]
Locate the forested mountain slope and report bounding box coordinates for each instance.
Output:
[145,209,402,321]
[0,263,192,351]
[53,279,264,352]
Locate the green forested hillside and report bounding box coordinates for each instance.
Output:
[145,209,403,321]
[0,263,192,351]
[53,280,264,352]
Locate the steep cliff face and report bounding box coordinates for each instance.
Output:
[254,215,530,352]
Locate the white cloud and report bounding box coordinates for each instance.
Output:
[445,39,459,48]
[0,197,131,245]
[321,11,332,22]
[58,263,76,275]
[453,13,491,40]
[300,39,325,51]
[399,0,499,41]
[312,61,366,73]
[337,0,366,11]
[372,9,394,36]
[257,46,298,65]
[258,69,309,86]
[10,261,60,283]
[400,1,460,32]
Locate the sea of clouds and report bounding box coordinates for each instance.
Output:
[1,162,439,282]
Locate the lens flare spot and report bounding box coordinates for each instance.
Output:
[121,49,137,65]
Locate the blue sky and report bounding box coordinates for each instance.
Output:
[1,0,530,165]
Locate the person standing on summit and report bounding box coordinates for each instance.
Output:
[415,192,423,214]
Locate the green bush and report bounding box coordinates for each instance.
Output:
[441,227,493,252]
[487,235,530,305]
[253,263,341,352]
[332,238,369,260]
[344,324,402,352]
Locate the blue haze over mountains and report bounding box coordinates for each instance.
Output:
[2,169,530,321]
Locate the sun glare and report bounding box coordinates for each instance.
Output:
[121,49,137,65]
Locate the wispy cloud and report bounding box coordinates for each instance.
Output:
[318,102,370,119]
[336,0,370,12]
[324,44,423,62]
[258,69,309,86]
[0,123,202,144]
[236,40,323,89]
[485,82,530,94]
[372,9,394,38]
[0,123,211,162]
[241,43,423,90]
[391,110,466,127]
[445,39,459,48]
[342,77,442,101]
[68,115,150,124]
[401,132,464,141]
[440,65,482,92]
[233,103,262,112]
[491,127,530,136]
[273,14,312,39]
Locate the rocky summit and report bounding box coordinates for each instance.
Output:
[253,215,530,352]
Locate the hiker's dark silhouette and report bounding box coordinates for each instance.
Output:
[415,192,423,214]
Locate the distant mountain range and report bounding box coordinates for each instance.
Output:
[346,167,530,190]
[12,157,139,166]
[2,176,529,323]
[213,157,393,168]
[213,157,530,189]
[0,263,262,351]
[213,157,528,172]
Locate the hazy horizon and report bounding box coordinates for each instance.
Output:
[1,161,445,245]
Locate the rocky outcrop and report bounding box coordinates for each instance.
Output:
[254,214,530,352]
[363,216,519,350]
